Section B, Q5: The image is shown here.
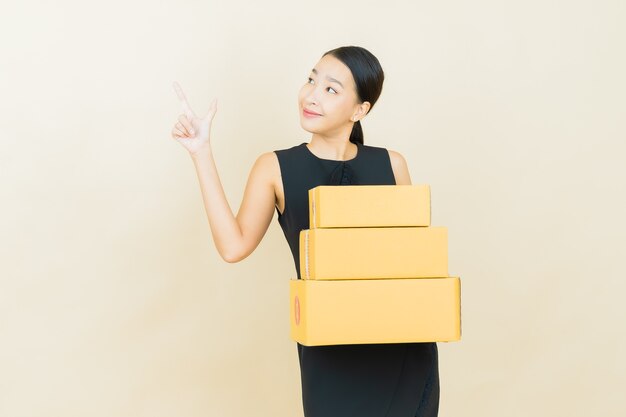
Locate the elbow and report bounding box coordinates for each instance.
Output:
[220,238,251,263]
[222,245,249,263]
[222,248,252,263]
[221,251,240,263]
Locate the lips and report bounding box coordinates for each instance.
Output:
[303,108,322,116]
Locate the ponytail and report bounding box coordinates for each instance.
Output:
[323,45,384,146]
[349,120,364,145]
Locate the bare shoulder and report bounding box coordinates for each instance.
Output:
[386,149,412,185]
[387,149,408,167]
[251,151,280,178]
[256,151,279,165]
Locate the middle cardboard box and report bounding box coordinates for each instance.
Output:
[298,226,448,280]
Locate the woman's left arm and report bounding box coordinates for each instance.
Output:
[388,150,412,185]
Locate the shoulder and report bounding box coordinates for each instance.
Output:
[257,141,303,170]
[387,149,408,169]
[255,151,280,172]
[359,143,408,172]
[245,152,280,186]
[386,149,412,185]
[273,142,303,156]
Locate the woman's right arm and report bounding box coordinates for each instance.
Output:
[189,149,278,263]
[171,82,277,263]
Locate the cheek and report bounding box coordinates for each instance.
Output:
[327,97,350,117]
[297,88,308,106]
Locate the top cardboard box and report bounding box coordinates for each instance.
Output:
[308,185,431,228]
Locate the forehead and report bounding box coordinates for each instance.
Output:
[311,54,353,87]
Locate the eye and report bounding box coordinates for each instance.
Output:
[307,77,337,94]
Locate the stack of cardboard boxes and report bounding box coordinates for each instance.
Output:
[289,184,461,346]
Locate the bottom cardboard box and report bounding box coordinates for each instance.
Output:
[290,277,461,346]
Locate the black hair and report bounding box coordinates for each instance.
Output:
[321,46,385,145]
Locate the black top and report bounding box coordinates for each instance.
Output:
[273,141,440,417]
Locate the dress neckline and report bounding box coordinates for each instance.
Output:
[301,141,360,162]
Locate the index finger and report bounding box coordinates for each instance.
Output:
[172,81,196,119]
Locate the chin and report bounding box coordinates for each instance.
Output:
[299,122,319,134]
[300,125,315,134]
[299,116,313,125]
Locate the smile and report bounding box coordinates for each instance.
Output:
[303,108,322,118]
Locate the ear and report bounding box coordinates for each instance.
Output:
[352,101,371,122]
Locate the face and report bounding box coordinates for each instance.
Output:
[298,54,370,135]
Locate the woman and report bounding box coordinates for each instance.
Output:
[171,45,440,417]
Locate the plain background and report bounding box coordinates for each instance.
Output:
[1,0,625,416]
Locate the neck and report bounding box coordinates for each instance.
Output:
[307,136,357,160]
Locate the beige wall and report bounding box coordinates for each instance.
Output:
[1,0,624,416]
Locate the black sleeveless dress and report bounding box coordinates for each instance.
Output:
[273,141,440,417]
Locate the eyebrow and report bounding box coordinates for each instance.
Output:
[311,68,344,88]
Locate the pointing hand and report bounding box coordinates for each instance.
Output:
[171,81,218,156]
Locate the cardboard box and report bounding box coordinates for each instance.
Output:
[289,277,462,346]
[308,185,431,228]
[299,226,448,280]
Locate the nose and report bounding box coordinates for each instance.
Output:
[305,86,320,105]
